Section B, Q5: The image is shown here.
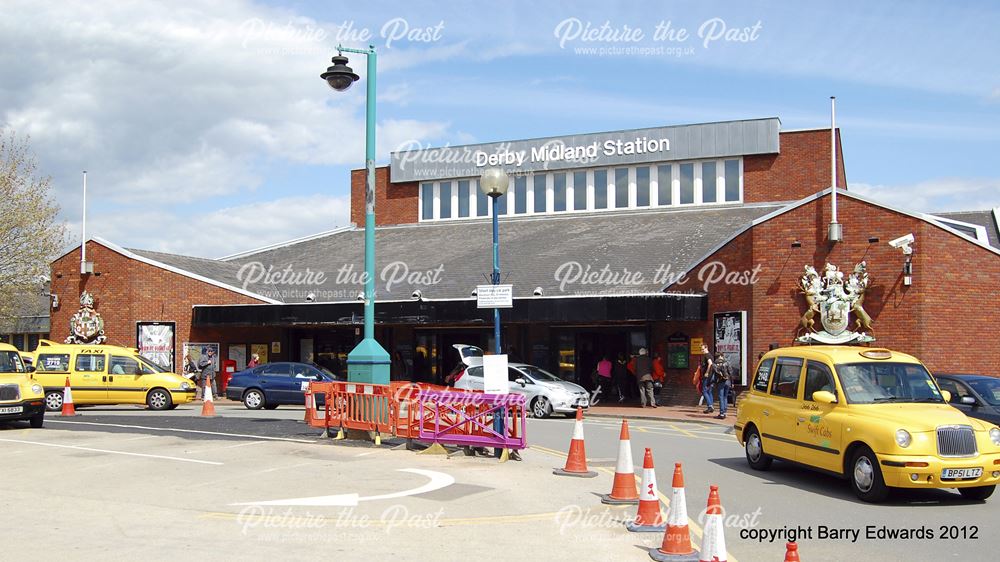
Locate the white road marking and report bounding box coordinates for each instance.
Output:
[0,437,223,465]
[232,468,454,507]
[46,420,315,443]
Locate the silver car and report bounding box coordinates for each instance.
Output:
[451,345,590,419]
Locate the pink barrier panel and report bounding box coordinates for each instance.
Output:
[417,390,526,450]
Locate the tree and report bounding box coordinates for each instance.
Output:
[0,131,66,319]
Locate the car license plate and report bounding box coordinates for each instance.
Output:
[941,467,982,480]
[0,406,23,414]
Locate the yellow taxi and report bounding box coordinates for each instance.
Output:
[30,341,197,411]
[0,343,46,427]
[735,346,1000,502]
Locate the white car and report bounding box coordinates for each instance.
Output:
[451,345,590,419]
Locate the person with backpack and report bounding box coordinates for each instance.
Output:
[711,352,734,419]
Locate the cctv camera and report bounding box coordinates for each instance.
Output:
[411,289,422,300]
[533,286,543,296]
[356,291,365,301]
[471,288,478,297]
[305,292,316,302]
[888,233,914,255]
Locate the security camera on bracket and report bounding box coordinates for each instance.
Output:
[888,233,914,255]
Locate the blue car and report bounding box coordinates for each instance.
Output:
[225,362,339,410]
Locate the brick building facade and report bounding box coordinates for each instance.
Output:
[47,117,1000,400]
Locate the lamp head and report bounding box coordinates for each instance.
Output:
[479,167,510,198]
[321,55,360,92]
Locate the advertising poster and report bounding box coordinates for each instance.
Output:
[182,342,219,381]
[228,344,247,371]
[136,322,175,371]
[250,343,269,364]
[714,311,748,385]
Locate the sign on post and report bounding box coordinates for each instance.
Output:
[477,284,513,308]
[483,354,510,395]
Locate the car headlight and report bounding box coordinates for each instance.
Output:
[895,429,912,448]
[180,382,190,390]
[31,384,43,395]
[990,427,1000,447]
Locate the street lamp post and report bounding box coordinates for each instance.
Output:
[321,45,390,385]
[479,168,509,356]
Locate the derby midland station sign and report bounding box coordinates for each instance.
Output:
[390,117,780,183]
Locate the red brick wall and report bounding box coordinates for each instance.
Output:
[350,166,419,226]
[49,241,266,357]
[744,129,847,203]
[666,193,1000,374]
[354,129,846,227]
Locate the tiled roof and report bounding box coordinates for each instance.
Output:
[932,210,1000,249]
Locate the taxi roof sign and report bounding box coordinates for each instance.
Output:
[860,349,893,360]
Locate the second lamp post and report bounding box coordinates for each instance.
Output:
[479,167,509,356]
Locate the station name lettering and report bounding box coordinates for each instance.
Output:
[473,137,669,167]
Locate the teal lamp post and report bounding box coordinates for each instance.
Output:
[321,45,390,385]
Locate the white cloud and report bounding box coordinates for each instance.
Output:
[74,193,352,258]
[852,178,1000,213]
[0,0,453,207]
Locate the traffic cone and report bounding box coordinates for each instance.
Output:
[783,542,800,562]
[649,463,699,561]
[200,377,218,417]
[626,448,666,532]
[698,485,727,562]
[60,377,78,417]
[552,407,597,478]
[303,387,314,425]
[601,419,639,505]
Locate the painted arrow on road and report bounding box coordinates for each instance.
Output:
[231,468,454,507]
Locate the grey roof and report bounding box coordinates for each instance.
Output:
[126,248,276,298]
[0,290,50,334]
[219,203,786,303]
[932,210,1000,249]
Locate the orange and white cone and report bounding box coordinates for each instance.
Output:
[553,407,597,478]
[783,542,800,562]
[698,485,727,562]
[200,378,218,417]
[303,386,314,425]
[649,463,699,561]
[626,448,666,532]
[602,419,639,504]
[60,376,78,417]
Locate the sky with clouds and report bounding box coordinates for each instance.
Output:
[2,0,998,258]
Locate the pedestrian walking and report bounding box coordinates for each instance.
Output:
[699,344,716,413]
[198,347,218,399]
[630,348,656,408]
[592,355,613,405]
[612,352,629,402]
[712,352,734,419]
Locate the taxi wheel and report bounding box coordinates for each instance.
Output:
[146,389,173,411]
[44,391,63,412]
[29,413,44,428]
[744,425,772,470]
[243,389,265,410]
[850,446,889,502]
[957,485,995,501]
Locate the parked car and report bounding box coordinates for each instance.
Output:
[225,362,340,410]
[451,345,589,418]
[31,340,196,411]
[0,343,45,427]
[935,374,1000,426]
[736,346,1000,502]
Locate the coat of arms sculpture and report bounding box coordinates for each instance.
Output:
[797,261,875,344]
[66,291,107,345]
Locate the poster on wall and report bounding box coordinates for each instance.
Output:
[666,333,689,369]
[182,342,220,381]
[136,322,175,371]
[714,311,748,385]
[250,343,269,365]
[228,344,247,371]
